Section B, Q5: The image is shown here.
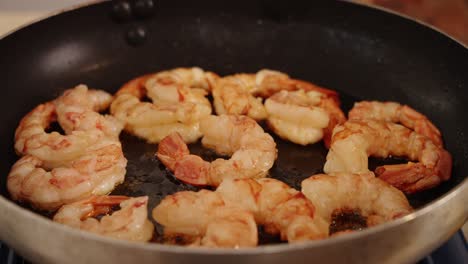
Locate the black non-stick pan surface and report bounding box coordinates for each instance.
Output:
[0,0,467,244]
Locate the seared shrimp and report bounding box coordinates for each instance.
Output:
[212,69,343,125]
[302,172,412,235]
[152,190,257,247]
[211,72,269,120]
[110,68,215,143]
[55,85,123,139]
[217,178,325,242]
[349,101,442,146]
[323,120,452,193]
[157,115,277,186]
[7,138,127,211]
[265,89,345,146]
[144,66,217,93]
[54,196,154,242]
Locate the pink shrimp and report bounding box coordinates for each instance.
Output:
[324,120,452,193]
[156,115,277,186]
[264,89,346,147]
[55,85,123,139]
[152,190,257,247]
[53,195,154,242]
[217,178,326,242]
[7,138,127,211]
[211,69,346,140]
[110,68,217,143]
[302,172,413,235]
[349,101,443,147]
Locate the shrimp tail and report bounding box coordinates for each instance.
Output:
[157,132,210,186]
[174,156,210,186]
[157,132,190,171]
[434,149,452,181]
[375,150,452,194]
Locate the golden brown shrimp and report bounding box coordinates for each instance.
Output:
[302,172,412,236]
[349,101,443,146]
[7,138,127,211]
[157,115,277,186]
[53,195,154,242]
[152,190,257,247]
[211,72,269,120]
[211,69,344,128]
[110,68,216,143]
[55,85,123,139]
[144,67,218,93]
[323,120,452,193]
[264,89,345,146]
[217,178,326,242]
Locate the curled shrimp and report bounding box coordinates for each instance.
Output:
[144,67,218,94]
[14,102,94,168]
[264,89,346,146]
[349,101,443,146]
[157,115,277,186]
[110,68,216,143]
[152,190,257,247]
[302,172,413,236]
[211,72,269,120]
[15,86,122,169]
[55,85,123,139]
[10,86,127,210]
[212,69,344,126]
[7,137,127,211]
[53,195,154,242]
[217,178,324,242]
[323,120,452,193]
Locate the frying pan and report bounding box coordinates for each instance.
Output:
[0,0,467,263]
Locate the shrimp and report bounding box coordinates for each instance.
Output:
[217,178,326,242]
[14,86,123,168]
[7,138,127,211]
[211,69,343,125]
[302,172,412,235]
[14,102,110,169]
[152,190,257,247]
[348,101,443,146]
[264,89,346,146]
[144,66,218,94]
[156,115,277,186]
[54,85,123,139]
[323,120,452,193]
[53,195,154,242]
[211,74,268,120]
[110,68,215,143]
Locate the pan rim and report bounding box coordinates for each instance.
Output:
[0,0,467,50]
[0,0,467,255]
[0,177,466,254]
[342,0,467,49]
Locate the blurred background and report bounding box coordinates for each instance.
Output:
[0,0,468,45]
[355,0,468,45]
[1,0,467,45]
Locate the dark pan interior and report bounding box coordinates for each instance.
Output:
[0,0,467,242]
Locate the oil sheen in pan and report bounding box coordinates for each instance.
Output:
[111,106,446,244]
[11,92,446,244]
